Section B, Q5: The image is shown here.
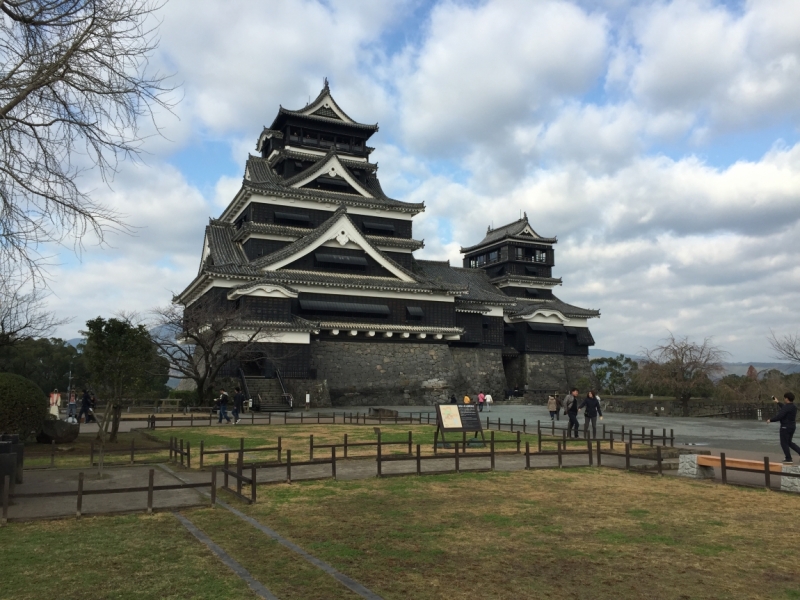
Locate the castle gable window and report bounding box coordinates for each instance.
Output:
[314,253,368,268]
[407,306,424,320]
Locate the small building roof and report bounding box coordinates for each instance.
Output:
[461,214,557,254]
[509,296,601,320]
[269,80,379,133]
[415,260,517,306]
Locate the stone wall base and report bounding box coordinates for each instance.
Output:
[781,465,800,493]
[677,454,715,479]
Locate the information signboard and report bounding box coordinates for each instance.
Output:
[436,404,483,433]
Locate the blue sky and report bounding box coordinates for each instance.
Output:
[44,0,800,362]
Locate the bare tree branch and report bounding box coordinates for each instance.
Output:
[768,329,800,365]
[0,264,70,346]
[0,0,177,277]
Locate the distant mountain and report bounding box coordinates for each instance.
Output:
[589,348,799,375]
[66,337,82,348]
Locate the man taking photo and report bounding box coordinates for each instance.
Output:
[766,392,799,464]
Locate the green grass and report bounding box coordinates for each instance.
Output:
[0,513,257,600]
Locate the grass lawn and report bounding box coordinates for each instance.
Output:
[0,513,257,600]
[147,424,550,466]
[23,431,170,469]
[220,468,800,599]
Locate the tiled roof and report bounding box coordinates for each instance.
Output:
[269,82,379,132]
[232,221,424,251]
[414,260,517,305]
[461,215,557,253]
[231,316,319,333]
[242,155,424,213]
[206,222,248,267]
[509,296,600,319]
[489,274,563,288]
[269,149,377,172]
[313,321,464,335]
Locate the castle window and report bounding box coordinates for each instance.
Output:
[515,247,524,260]
[320,134,334,148]
[407,306,424,320]
[289,127,300,141]
[363,221,394,236]
[274,211,311,226]
[488,250,499,264]
[534,250,547,263]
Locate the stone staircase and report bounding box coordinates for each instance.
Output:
[245,377,292,412]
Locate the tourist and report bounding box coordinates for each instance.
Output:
[579,390,603,438]
[67,390,77,421]
[232,386,245,425]
[463,394,471,404]
[49,389,61,418]
[485,393,493,412]
[547,395,558,421]
[449,394,457,404]
[87,392,98,423]
[766,392,799,464]
[217,389,232,424]
[478,391,485,412]
[78,390,92,424]
[563,388,580,438]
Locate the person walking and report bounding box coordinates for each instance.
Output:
[463,394,471,404]
[67,390,77,421]
[217,389,232,424]
[49,389,61,418]
[547,395,559,421]
[563,388,580,438]
[485,393,493,412]
[478,391,485,412]
[449,394,457,404]
[579,390,603,438]
[766,392,800,464]
[78,390,92,424]
[232,387,245,424]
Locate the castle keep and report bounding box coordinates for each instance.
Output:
[176,83,600,406]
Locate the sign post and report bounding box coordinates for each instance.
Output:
[435,404,485,449]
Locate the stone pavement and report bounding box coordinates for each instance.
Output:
[5,465,209,521]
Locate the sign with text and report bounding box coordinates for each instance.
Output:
[436,404,483,433]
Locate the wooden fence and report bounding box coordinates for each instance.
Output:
[25,440,172,470]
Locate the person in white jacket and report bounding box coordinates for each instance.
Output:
[485,393,493,412]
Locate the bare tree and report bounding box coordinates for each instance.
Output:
[769,330,800,365]
[637,333,727,416]
[0,268,69,347]
[150,303,274,407]
[0,0,176,275]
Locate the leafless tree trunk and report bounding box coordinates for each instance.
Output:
[769,330,800,365]
[0,0,176,277]
[150,303,274,407]
[638,333,727,416]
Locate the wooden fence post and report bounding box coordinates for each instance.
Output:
[277,437,282,463]
[191,413,194,428]
[211,467,216,507]
[537,421,542,453]
[171,413,174,427]
[525,442,530,470]
[331,447,337,480]
[251,465,257,504]
[344,433,348,459]
[551,420,555,436]
[130,439,135,465]
[224,453,229,489]
[286,449,292,484]
[236,452,243,496]
[662,428,667,447]
[764,457,771,489]
[516,431,521,454]
[557,442,562,468]
[76,472,84,519]
[610,431,614,451]
[1,475,8,526]
[200,441,204,469]
[523,419,526,434]
[625,443,630,470]
[720,452,727,485]
[490,431,495,471]
[377,441,382,478]
[670,429,674,447]
[408,431,412,456]
[187,442,191,469]
[596,441,601,467]
[416,444,421,476]
[309,434,314,461]
[50,440,55,468]
[180,439,184,467]
[587,438,593,466]
[454,442,460,473]
[147,469,154,514]
[650,430,654,447]
[656,446,662,475]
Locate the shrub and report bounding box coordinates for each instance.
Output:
[0,372,48,441]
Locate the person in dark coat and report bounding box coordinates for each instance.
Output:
[217,389,231,424]
[78,390,92,424]
[449,394,457,404]
[232,386,245,425]
[579,390,603,438]
[767,392,799,464]
[563,388,580,438]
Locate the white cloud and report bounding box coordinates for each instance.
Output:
[398,0,608,154]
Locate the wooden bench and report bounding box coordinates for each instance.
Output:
[697,455,783,473]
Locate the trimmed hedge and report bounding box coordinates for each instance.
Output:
[0,372,48,441]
